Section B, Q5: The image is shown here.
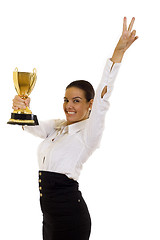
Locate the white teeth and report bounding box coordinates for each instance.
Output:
[67,112,76,114]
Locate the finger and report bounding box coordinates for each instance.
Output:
[13,98,26,109]
[12,106,18,110]
[123,17,127,32]
[134,36,139,41]
[132,36,139,44]
[126,34,138,50]
[14,95,25,103]
[128,17,135,32]
[13,98,25,106]
[24,97,30,106]
[130,30,136,39]
[13,102,26,109]
[131,29,136,35]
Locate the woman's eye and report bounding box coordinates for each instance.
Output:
[64,99,80,103]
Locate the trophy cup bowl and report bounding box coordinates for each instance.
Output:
[7,68,39,126]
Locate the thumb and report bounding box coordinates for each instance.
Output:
[25,97,31,106]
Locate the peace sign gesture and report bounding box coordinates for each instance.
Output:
[111,17,138,63]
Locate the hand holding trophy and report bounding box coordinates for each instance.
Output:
[7,68,39,126]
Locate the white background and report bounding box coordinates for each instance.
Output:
[0,0,160,239]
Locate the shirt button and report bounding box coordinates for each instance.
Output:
[78,199,81,202]
[39,179,42,183]
[39,186,42,190]
[40,193,43,197]
[39,172,42,176]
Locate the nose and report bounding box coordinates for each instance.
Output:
[65,100,74,109]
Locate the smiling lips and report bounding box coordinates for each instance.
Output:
[66,111,76,115]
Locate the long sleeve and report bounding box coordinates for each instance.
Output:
[23,119,65,139]
[83,59,121,149]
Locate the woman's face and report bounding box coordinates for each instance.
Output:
[63,87,93,125]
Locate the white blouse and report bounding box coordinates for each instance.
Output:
[24,59,120,180]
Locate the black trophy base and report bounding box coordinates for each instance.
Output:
[7,113,39,126]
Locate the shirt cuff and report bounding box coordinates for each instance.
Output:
[107,58,121,74]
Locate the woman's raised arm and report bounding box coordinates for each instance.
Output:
[84,17,138,150]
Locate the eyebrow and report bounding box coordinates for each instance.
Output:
[64,96,82,100]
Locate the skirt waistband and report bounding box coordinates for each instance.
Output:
[39,171,79,198]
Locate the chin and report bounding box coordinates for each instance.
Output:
[66,117,80,125]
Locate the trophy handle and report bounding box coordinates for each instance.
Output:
[13,67,21,95]
[33,68,37,74]
[27,68,37,96]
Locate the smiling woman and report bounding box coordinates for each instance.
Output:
[63,80,94,125]
[11,17,138,240]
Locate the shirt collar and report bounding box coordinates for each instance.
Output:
[55,119,88,135]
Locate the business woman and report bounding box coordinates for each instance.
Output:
[12,17,138,240]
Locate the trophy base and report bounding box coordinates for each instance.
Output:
[7,113,39,126]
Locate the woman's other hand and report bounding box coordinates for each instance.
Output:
[111,17,138,63]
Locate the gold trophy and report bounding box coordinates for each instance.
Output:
[7,68,39,126]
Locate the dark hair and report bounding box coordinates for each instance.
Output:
[66,80,95,102]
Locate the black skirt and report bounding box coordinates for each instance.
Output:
[39,171,91,240]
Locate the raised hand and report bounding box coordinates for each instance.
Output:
[111,17,138,63]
